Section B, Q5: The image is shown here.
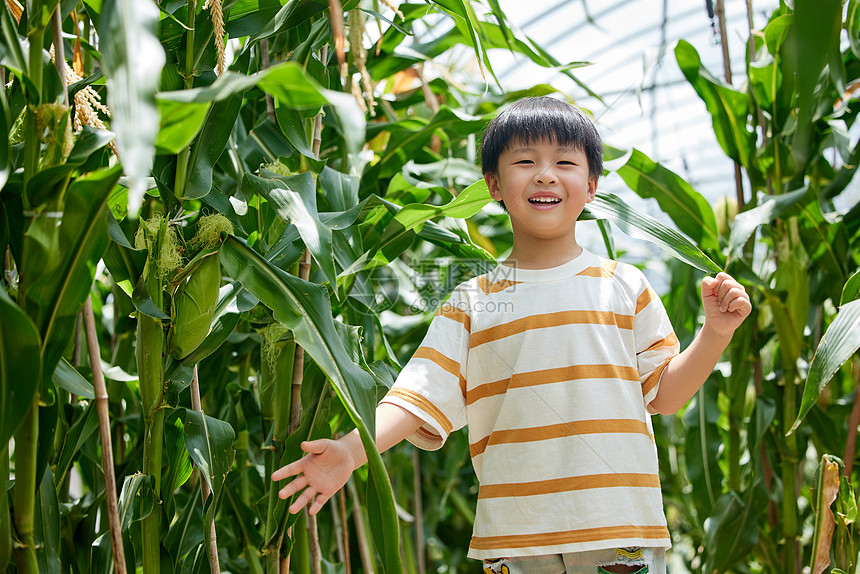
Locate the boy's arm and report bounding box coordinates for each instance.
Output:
[271,402,424,515]
[649,272,751,415]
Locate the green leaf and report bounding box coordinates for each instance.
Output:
[615,148,721,252]
[0,287,41,447]
[683,382,722,523]
[220,235,402,573]
[182,92,243,201]
[343,180,493,276]
[588,193,721,273]
[430,0,497,86]
[24,166,122,387]
[132,273,170,320]
[34,467,61,574]
[0,78,9,191]
[840,268,860,305]
[155,98,211,155]
[91,474,144,574]
[54,401,99,486]
[183,410,235,547]
[702,486,765,572]
[52,358,95,399]
[99,0,166,216]
[246,171,337,286]
[791,299,860,433]
[163,414,194,510]
[246,0,328,42]
[728,188,808,256]
[674,39,755,172]
[164,483,204,565]
[849,0,860,59]
[794,0,843,163]
[0,449,9,571]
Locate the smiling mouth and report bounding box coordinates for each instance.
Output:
[529,197,561,205]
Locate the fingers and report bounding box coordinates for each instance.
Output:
[271,459,303,482]
[704,272,751,316]
[301,439,329,455]
[308,493,329,516]
[288,485,318,514]
[278,475,307,500]
[271,441,329,482]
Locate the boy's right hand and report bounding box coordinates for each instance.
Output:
[272,438,357,515]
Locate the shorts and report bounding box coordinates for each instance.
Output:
[481,547,666,574]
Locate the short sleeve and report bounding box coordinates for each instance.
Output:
[632,280,680,414]
[380,287,471,450]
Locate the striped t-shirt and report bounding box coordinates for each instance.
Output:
[380,249,680,559]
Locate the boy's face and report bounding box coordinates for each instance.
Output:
[485,140,597,243]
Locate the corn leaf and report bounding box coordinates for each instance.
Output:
[0,287,41,447]
[54,401,99,486]
[702,486,766,572]
[840,268,860,305]
[99,0,165,216]
[791,299,860,433]
[810,455,842,574]
[0,449,9,570]
[155,98,211,155]
[246,171,337,286]
[220,235,402,573]
[614,148,721,253]
[33,467,61,574]
[675,39,756,172]
[52,358,95,399]
[183,410,235,555]
[728,188,809,256]
[588,193,721,273]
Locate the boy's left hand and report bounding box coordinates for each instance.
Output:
[701,272,752,337]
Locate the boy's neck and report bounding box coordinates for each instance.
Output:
[503,233,584,269]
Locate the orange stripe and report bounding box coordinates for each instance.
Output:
[412,346,461,379]
[469,525,670,550]
[635,287,657,314]
[416,426,441,440]
[576,259,617,278]
[642,357,674,397]
[466,364,639,405]
[437,303,471,332]
[386,388,453,434]
[478,473,660,499]
[459,374,467,400]
[470,310,634,348]
[477,276,521,295]
[642,333,678,353]
[470,419,650,457]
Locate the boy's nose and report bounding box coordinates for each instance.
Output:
[535,170,556,184]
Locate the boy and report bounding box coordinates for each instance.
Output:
[272,97,751,573]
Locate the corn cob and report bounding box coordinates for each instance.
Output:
[168,251,221,360]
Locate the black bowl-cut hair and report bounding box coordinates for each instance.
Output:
[480,96,603,181]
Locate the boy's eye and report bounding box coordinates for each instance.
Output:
[558,160,574,165]
[515,159,534,165]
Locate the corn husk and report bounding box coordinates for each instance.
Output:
[168,251,221,360]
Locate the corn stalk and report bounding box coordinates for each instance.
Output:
[138,218,167,574]
[12,1,47,568]
[83,296,127,574]
[190,365,221,573]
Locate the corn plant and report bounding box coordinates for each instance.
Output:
[6,1,856,573]
[618,0,860,572]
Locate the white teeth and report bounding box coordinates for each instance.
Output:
[530,197,560,204]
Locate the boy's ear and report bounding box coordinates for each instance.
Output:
[485,172,501,200]
[585,176,598,203]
